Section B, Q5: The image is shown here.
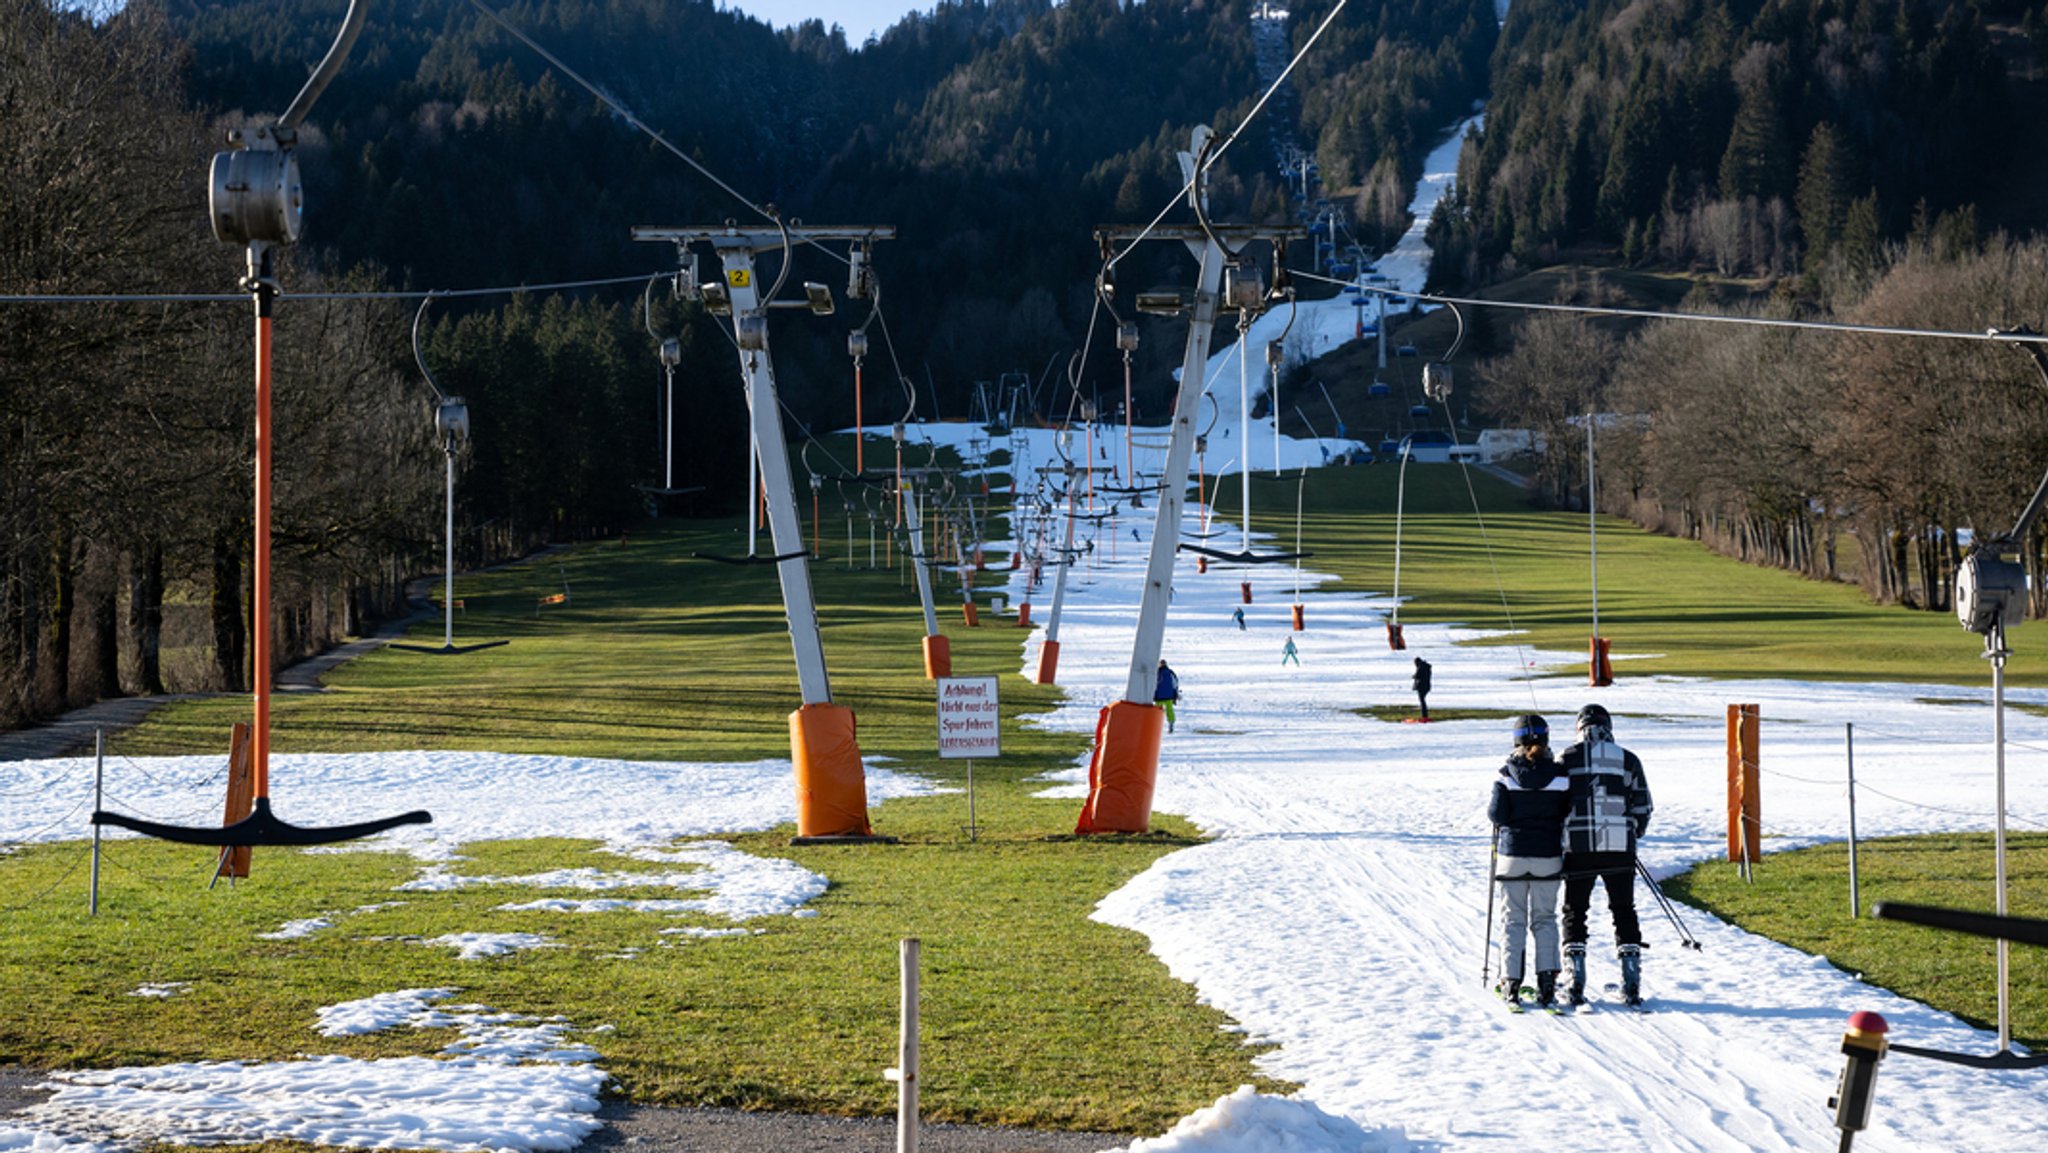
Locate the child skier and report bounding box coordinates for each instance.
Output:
[1154,659,1182,733]
[1488,714,1572,1010]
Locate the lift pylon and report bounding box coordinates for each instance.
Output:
[633,223,896,842]
[1075,171,1304,834]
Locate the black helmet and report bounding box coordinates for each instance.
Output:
[1577,704,1612,736]
[1512,714,1548,747]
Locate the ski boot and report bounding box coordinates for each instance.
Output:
[1498,972,1525,1011]
[1562,943,1588,1007]
[1535,970,1559,1011]
[1618,943,1643,1007]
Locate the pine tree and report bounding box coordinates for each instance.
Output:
[1795,122,1855,262]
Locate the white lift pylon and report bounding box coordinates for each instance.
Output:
[1075,201,1304,834]
[632,222,896,843]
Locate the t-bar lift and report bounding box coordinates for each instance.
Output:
[631,223,895,842]
[1075,164,1303,833]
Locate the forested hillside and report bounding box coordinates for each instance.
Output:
[1428,0,2023,285]
[2,0,1492,728]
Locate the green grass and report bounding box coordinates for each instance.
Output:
[1670,835,2048,1050]
[10,453,2045,1131]
[1228,464,2046,686]
[2,512,1285,1133]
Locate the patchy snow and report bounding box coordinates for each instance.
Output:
[424,932,557,961]
[8,434,2048,1153]
[258,916,333,940]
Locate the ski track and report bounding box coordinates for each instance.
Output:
[1007,445,2048,1153]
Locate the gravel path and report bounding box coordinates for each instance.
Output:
[0,1067,1127,1153]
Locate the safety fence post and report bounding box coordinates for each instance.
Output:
[1726,704,1760,875]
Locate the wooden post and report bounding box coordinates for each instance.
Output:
[1726,704,1760,867]
[888,938,920,1153]
[214,722,255,884]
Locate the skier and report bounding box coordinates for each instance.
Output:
[1557,703,1655,1007]
[1154,659,1182,734]
[1232,606,1247,631]
[1488,714,1571,1010]
[1281,636,1300,665]
[1411,656,1432,721]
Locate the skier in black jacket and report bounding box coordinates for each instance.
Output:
[1557,703,1655,1007]
[1487,714,1572,1009]
[1411,657,1432,721]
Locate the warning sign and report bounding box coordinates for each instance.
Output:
[937,676,1000,759]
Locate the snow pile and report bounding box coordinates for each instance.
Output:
[1108,1086,1405,1152]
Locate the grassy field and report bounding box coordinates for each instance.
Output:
[3,507,1285,1132]
[5,451,2043,1130]
[1227,462,2044,686]
[1671,835,2048,1052]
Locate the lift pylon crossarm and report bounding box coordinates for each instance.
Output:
[1094,225,1308,246]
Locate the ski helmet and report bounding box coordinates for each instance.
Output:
[1577,703,1612,737]
[1512,714,1548,747]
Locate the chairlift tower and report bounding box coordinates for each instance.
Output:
[1077,133,1305,832]
[632,222,895,841]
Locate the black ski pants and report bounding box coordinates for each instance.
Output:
[1561,851,1642,947]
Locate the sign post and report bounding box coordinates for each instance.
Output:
[937,676,1000,841]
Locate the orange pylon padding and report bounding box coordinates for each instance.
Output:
[1010,549,1022,570]
[962,601,980,627]
[1291,603,1305,631]
[1196,555,1209,574]
[1016,601,1032,627]
[1240,581,1253,605]
[789,703,872,838]
[1589,635,1614,686]
[1033,638,1060,684]
[1386,622,1406,650]
[217,722,255,879]
[922,633,952,679]
[1075,701,1163,834]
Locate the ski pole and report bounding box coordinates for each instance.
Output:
[1636,856,1703,951]
[1481,828,1500,987]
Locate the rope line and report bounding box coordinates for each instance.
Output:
[1290,267,2048,346]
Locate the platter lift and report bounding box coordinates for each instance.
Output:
[1074,125,1305,835]
[1033,456,1084,684]
[632,219,896,843]
[637,265,706,503]
[1930,326,2048,1062]
[391,296,508,655]
[93,0,431,851]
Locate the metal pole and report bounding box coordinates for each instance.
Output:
[1120,234,1225,705]
[904,484,940,637]
[1846,722,1860,918]
[1238,324,1252,557]
[895,938,921,1153]
[1993,629,2012,1054]
[1588,415,1599,637]
[444,448,456,649]
[965,759,977,843]
[664,367,675,489]
[90,729,103,915]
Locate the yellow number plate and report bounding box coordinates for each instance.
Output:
[728,269,751,288]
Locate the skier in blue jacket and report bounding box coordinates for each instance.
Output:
[1488,714,1572,1009]
[1154,659,1181,733]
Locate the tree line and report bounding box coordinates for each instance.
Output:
[1478,227,2048,618]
